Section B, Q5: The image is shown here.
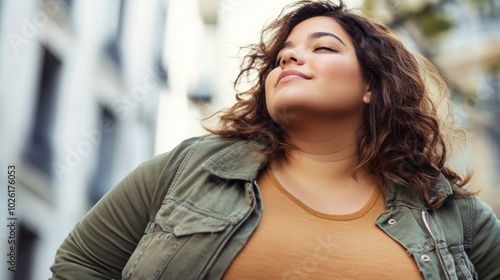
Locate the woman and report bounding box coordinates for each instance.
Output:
[51,1,500,279]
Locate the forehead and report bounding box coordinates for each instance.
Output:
[286,16,352,44]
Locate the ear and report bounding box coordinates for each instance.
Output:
[362,88,372,104]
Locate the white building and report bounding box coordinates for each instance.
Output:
[0,0,167,279]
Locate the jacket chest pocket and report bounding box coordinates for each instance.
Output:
[122,201,233,280]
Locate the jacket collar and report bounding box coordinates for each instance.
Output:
[384,173,453,210]
[202,139,453,210]
[202,140,268,181]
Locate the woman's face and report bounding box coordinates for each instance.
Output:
[265,16,371,127]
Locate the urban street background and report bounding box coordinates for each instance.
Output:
[0,0,499,279]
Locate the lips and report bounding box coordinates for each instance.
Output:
[277,70,311,85]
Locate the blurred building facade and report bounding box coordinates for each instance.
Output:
[0,0,167,279]
[0,0,498,279]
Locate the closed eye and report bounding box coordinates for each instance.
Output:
[274,45,337,68]
[314,46,337,52]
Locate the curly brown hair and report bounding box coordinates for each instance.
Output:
[207,0,473,208]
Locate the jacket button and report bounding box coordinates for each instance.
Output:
[387,219,397,225]
[421,254,431,262]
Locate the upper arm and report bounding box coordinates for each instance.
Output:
[468,197,500,280]
[50,153,173,279]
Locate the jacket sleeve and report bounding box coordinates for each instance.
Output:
[49,142,188,279]
[467,197,500,280]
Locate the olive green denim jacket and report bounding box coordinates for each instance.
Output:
[50,136,500,280]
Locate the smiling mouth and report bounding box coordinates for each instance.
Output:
[277,70,311,85]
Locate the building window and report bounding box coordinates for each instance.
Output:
[57,0,73,11]
[104,0,126,67]
[88,106,117,205]
[153,7,168,85]
[24,47,61,178]
[14,224,38,280]
[187,25,216,104]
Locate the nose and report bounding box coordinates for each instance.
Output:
[280,48,304,68]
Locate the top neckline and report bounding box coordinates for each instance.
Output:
[266,168,381,221]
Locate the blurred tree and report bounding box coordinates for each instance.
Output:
[362,0,454,39]
[362,0,500,98]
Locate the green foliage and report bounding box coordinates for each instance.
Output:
[361,0,454,38]
[362,0,376,12]
[414,5,454,38]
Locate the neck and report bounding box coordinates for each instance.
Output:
[269,118,380,213]
[277,136,361,181]
[280,115,363,176]
[270,135,378,204]
[270,110,379,188]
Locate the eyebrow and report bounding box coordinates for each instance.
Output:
[281,31,347,50]
[309,31,346,46]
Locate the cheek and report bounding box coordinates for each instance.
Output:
[264,70,279,93]
[319,62,367,95]
[332,60,364,85]
[321,58,355,78]
[264,70,279,103]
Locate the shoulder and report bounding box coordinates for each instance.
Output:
[439,195,499,246]
[144,135,249,178]
[445,195,498,224]
[166,135,244,154]
[456,195,499,231]
[447,196,500,278]
[123,136,247,217]
[153,135,245,164]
